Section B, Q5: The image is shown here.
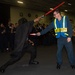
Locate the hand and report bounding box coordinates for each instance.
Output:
[32,43,34,46]
[67,37,71,42]
[34,15,44,22]
[36,32,41,36]
[28,39,34,46]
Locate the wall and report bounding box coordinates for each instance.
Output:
[10,6,51,25]
[10,6,75,27]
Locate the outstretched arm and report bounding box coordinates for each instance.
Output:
[30,22,54,36]
[34,16,44,22]
[36,22,54,36]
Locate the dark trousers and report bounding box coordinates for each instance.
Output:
[57,37,75,65]
[1,43,37,69]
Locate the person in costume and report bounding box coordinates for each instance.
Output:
[0,17,41,73]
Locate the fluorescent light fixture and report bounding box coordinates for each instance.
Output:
[64,10,68,12]
[17,1,23,4]
[50,8,53,10]
[68,3,71,5]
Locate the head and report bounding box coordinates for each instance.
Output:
[0,23,4,27]
[53,9,61,19]
[18,18,28,25]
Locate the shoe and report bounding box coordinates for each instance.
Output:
[29,61,39,65]
[0,68,5,73]
[71,65,75,69]
[56,63,61,69]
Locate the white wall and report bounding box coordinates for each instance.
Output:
[10,6,51,25]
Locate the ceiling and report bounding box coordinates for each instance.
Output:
[0,0,75,14]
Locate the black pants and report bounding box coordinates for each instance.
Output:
[1,43,37,69]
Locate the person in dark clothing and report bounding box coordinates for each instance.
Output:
[0,23,7,52]
[0,17,41,73]
[35,9,75,69]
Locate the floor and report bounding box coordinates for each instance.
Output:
[0,44,75,75]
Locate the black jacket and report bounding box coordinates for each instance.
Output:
[11,21,34,55]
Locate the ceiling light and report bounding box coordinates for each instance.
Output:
[17,1,23,4]
[68,3,71,5]
[64,10,68,12]
[50,8,53,10]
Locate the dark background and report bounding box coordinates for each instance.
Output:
[0,3,10,26]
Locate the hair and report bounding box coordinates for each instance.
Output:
[18,18,28,25]
[53,9,61,14]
